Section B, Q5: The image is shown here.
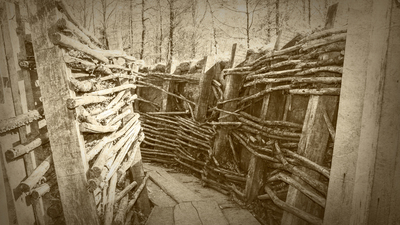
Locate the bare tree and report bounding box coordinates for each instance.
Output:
[275,0,279,35]
[206,0,218,54]
[98,0,119,48]
[140,0,146,59]
[156,0,163,62]
[308,0,311,26]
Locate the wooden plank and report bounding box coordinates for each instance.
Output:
[213,45,243,162]
[194,57,217,123]
[0,145,11,225]
[191,200,229,225]
[147,179,177,207]
[322,1,372,224]
[144,164,202,203]
[282,95,337,225]
[174,202,202,225]
[29,4,99,225]
[145,206,174,225]
[348,0,400,224]
[129,151,151,216]
[222,207,262,225]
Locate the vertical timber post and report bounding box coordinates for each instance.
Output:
[324,0,400,224]
[213,44,239,163]
[281,95,337,225]
[281,4,340,225]
[30,3,99,225]
[195,56,218,123]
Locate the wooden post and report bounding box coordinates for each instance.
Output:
[281,4,341,224]
[129,147,151,216]
[29,3,99,225]
[281,95,337,225]
[324,0,400,224]
[245,55,286,203]
[195,57,223,123]
[320,1,371,223]
[1,2,48,224]
[213,44,240,163]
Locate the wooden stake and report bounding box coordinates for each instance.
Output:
[104,173,118,225]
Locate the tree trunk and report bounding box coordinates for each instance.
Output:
[191,0,197,58]
[130,0,134,55]
[140,0,146,59]
[206,0,218,55]
[308,0,311,26]
[275,0,279,35]
[92,0,95,35]
[246,0,250,48]
[102,0,108,48]
[167,0,175,72]
[83,0,88,28]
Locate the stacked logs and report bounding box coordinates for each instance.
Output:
[10,2,150,224]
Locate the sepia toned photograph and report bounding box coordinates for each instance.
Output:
[0,0,399,224]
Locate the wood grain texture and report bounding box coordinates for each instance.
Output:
[145,164,202,203]
[191,200,229,225]
[30,4,99,225]
[282,95,337,225]
[174,202,203,225]
[349,0,400,224]
[145,206,174,225]
[222,207,261,225]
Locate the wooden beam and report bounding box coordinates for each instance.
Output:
[29,3,99,225]
[281,95,337,225]
[326,0,400,224]
[194,58,222,123]
[129,143,151,216]
[244,83,271,203]
[321,1,373,224]
[213,44,241,163]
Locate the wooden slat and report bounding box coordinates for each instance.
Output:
[347,0,399,224]
[145,206,174,225]
[0,145,10,225]
[191,200,229,225]
[322,2,372,224]
[29,4,99,225]
[222,207,262,225]
[194,57,218,123]
[213,44,243,162]
[282,95,337,225]
[147,179,177,207]
[144,164,202,203]
[174,202,203,225]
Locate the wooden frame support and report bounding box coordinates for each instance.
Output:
[244,83,272,203]
[195,57,222,123]
[324,0,400,224]
[281,95,337,225]
[1,2,49,224]
[30,3,99,225]
[213,44,240,162]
